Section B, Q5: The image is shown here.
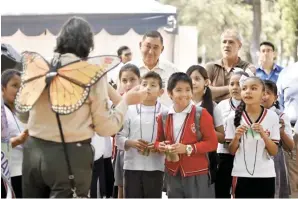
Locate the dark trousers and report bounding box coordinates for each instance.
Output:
[11,175,22,198]
[22,136,93,198]
[215,153,234,198]
[1,178,7,198]
[91,157,115,198]
[91,157,105,198]
[124,170,164,198]
[233,177,275,198]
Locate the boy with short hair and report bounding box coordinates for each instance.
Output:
[115,71,167,198]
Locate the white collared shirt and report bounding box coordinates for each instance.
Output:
[225,108,280,177]
[130,59,179,107]
[276,62,298,123]
[168,103,193,143]
[269,106,293,139]
[91,135,113,161]
[191,100,223,128]
[216,98,241,153]
[5,106,25,177]
[107,62,124,84]
[116,102,167,171]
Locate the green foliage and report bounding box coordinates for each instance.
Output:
[162,0,298,63]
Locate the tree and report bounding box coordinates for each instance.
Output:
[279,0,298,61]
[162,0,298,64]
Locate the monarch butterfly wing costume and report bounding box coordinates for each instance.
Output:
[15,51,50,113]
[15,52,121,115]
[50,55,121,114]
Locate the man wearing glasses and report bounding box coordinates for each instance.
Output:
[108,46,133,89]
[117,46,132,64]
[132,30,179,107]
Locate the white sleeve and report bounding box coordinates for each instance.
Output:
[269,114,281,144]
[91,134,105,161]
[294,121,298,135]
[115,112,130,150]
[281,114,294,139]
[213,104,224,127]
[225,115,236,142]
[5,107,22,137]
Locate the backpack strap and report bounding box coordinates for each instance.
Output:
[194,105,214,185]
[161,110,169,139]
[194,105,203,141]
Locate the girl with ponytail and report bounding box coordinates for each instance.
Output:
[186,65,224,143]
[225,76,280,198]
[262,80,294,198]
[215,71,249,198]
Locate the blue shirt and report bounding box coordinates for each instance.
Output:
[276,62,298,124]
[256,64,283,83]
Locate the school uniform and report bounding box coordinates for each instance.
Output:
[225,107,280,198]
[116,102,166,198]
[155,103,218,198]
[270,106,293,198]
[192,100,223,128]
[215,98,240,198]
[4,105,25,198]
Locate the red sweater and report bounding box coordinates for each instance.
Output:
[155,106,218,177]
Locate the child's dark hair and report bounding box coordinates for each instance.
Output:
[186,65,213,117]
[234,76,265,127]
[167,72,193,93]
[141,71,163,89]
[118,63,140,80]
[263,80,280,109]
[1,69,21,87]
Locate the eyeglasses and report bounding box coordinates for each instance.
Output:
[124,53,132,57]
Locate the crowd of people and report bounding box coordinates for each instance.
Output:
[1,16,298,198]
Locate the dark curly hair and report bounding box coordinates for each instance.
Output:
[54,16,94,58]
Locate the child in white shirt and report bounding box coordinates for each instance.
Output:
[262,80,294,198]
[226,76,280,198]
[215,71,249,198]
[116,71,167,198]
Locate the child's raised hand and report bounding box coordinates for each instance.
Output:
[235,125,248,140]
[123,86,148,105]
[169,143,187,154]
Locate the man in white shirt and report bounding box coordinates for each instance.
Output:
[277,62,298,197]
[107,46,132,88]
[130,30,179,107]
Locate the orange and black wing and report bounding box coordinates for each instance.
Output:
[15,51,50,113]
[50,55,120,114]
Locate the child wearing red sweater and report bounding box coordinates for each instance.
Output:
[155,72,218,198]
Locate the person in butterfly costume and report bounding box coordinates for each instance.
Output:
[14,17,147,198]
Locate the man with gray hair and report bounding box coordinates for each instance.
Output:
[204,29,255,103]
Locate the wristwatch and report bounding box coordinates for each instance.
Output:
[186,145,193,156]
